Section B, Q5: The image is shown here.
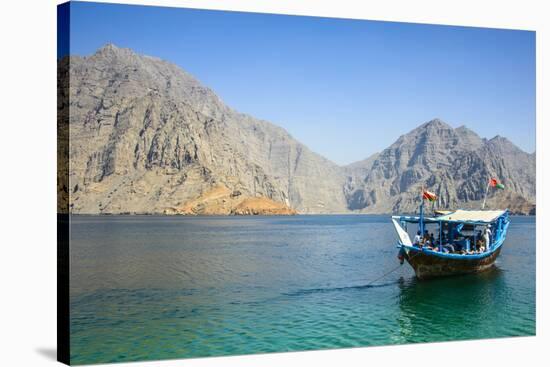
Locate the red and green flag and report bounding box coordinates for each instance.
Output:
[422,190,437,202]
[489,178,505,190]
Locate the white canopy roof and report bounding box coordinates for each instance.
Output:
[435,209,506,223]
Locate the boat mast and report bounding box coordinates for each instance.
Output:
[439,221,443,252]
[481,179,491,210]
[419,194,424,236]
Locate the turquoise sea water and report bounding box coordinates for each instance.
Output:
[69,215,536,364]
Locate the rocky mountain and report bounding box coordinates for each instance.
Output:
[60,44,348,214]
[344,119,536,214]
[59,45,535,215]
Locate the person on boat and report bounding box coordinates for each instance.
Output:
[423,230,430,242]
[413,230,422,247]
[475,233,485,252]
[423,233,435,250]
[439,231,448,245]
[442,243,455,253]
[483,226,492,251]
[451,224,461,241]
[418,230,430,248]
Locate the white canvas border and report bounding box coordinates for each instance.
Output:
[0,1,546,366]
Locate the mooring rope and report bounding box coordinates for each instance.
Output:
[363,250,421,287]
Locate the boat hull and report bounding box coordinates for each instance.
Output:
[403,247,502,280]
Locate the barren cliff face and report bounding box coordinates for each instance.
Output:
[59,45,535,215]
[344,119,536,214]
[62,44,347,214]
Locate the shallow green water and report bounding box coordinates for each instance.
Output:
[69,215,535,364]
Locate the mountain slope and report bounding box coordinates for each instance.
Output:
[344,119,536,214]
[63,44,348,214]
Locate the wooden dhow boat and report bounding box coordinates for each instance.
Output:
[392,188,510,279]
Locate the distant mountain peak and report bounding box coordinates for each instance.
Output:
[421,118,451,129]
[489,134,508,142]
[406,118,453,139]
[345,117,534,213]
[488,134,515,147]
[486,135,525,154]
[91,43,137,60]
[454,125,479,137]
[455,125,473,133]
[95,43,120,54]
[454,125,483,148]
[100,42,119,51]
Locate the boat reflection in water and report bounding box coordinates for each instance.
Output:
[394,267,510,343]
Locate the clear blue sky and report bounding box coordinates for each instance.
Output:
[63,1,536,165]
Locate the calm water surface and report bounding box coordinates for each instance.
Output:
[70,215,536,364]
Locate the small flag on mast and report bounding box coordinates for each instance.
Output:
[489,178,505,190]
[482,177,504,209]
[422,190,437,202]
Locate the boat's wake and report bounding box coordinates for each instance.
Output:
[284,281,398,297]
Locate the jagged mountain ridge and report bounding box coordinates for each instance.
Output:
[60,44,535,215]
[344,119,535,214]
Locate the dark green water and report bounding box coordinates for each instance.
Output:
[69,215,535,364]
